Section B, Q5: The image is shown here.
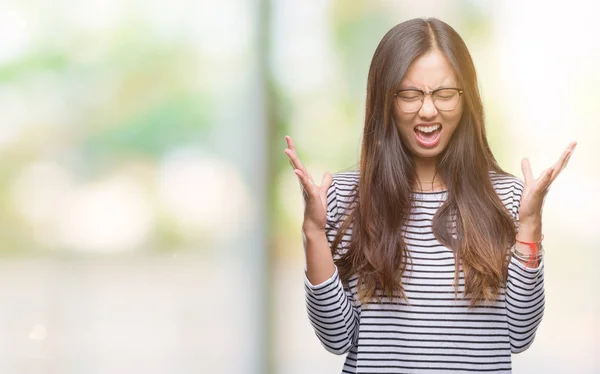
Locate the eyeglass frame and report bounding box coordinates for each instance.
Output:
[394,87,464,113]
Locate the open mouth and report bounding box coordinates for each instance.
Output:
[413,123,442,148]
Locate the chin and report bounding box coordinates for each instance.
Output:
[410,146,445,160]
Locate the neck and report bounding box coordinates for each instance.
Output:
[413,156,445,192]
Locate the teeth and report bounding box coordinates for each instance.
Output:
[415,124,441,133]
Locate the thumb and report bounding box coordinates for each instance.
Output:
[320,172,333,198]
[521,158,533,185]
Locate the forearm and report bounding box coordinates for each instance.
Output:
[303,225,336,285]
[506,253,545,353]
[303,224,358,355]
[304,263,358,355]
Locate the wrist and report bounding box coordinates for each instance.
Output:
[517,220,542,242]
[302,225,326,238]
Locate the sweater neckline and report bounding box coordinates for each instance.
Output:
[411,189,448,195]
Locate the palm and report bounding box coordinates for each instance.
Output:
[284,136,333,232]
[518,142,577,223]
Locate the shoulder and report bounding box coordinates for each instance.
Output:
[331,170,360,198]
[332,170,360,189]
[488,170,524,220]
[489,170,524,195]
[329,170,360,217]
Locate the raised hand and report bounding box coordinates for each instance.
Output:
[284,135,333,233]
[519,141,577,226]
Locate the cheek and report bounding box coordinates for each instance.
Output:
[443,109,463,133]
[394,117,415,146]
[393,110,414,133]
[445,116,461,132]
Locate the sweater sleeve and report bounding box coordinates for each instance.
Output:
[304,176,359,355]
[506,178,545,353]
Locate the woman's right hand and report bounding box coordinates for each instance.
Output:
[284,135,333,233]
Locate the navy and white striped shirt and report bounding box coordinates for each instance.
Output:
[304,171,544,373]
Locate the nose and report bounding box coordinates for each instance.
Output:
[419,94,438,118]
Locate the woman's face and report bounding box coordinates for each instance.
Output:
[393,49,463,161]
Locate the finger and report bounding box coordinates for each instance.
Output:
[285,135,296,152]
[294,169,319,200]
[284,136,314,183]
[549,148,570,181]
[284,135,298,165]
[521,158,534,185]
[552,143,574,173]
[563,149,573,168]
[284,148,313,184]
[293,169,311,199]
[294,168,312,188]
[286,136,303,166]
[550,141,577,182]
[539,167,555,192]
[284,136,299,168]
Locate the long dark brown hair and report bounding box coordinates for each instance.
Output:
[332,18,517,307]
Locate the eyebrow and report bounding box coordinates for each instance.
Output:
[399,85,457,91]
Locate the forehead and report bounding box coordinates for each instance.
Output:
[400,49,457,89]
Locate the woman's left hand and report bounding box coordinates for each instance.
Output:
[518,141,577,225]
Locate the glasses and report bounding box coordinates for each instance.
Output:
[394,88,463,113]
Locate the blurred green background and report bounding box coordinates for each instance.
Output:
[0,0,598,373]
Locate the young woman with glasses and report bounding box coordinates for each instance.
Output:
[284,17,576,373]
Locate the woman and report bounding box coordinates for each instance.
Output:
[284,18,576,373]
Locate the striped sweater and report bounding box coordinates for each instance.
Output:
[304,171,544,373]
